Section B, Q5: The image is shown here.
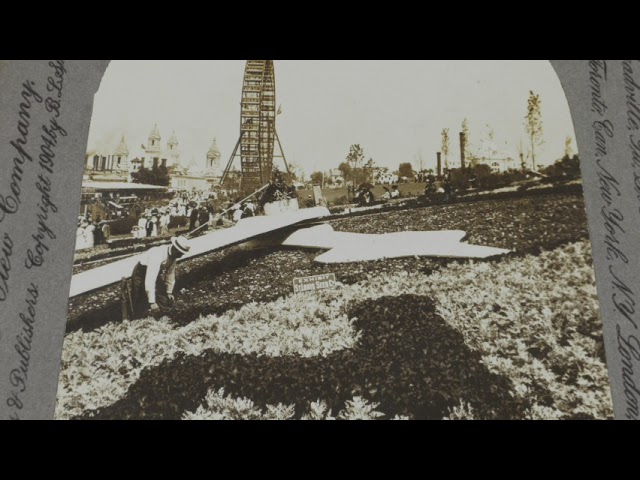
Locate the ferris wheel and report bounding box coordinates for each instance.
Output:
[220,60,290,192]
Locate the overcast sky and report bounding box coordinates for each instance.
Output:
[88,60,577,176]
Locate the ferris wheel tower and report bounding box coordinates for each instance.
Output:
[220,60,290,193]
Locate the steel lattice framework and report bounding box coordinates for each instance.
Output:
[221,60,289,193]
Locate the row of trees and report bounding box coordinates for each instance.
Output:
[308,91,554,188]
[334,144,375,186]
[440,91,547,174]
[309,144,417,188]
[441,153,581,193]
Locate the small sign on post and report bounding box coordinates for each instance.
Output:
[293,273,337,294]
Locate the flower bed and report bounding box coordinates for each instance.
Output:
[57,237,613,420]
[330,193,589,255]
[72,294,521,420]
[66,193,590,333]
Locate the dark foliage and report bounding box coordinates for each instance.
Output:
[77,295,528,420]
[131,165,171,187]
[258,168,297,207]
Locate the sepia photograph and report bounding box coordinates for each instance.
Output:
[54,60,613,420]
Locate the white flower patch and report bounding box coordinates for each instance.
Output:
[56,240,613,420]
[183,391,387,421]
[55,295,359,420]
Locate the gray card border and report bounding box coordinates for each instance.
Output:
[0,60,637,420]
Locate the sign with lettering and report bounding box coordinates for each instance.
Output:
[293,273,337,294]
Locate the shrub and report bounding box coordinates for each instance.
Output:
[331,195,350,206]
[108,217,138,236]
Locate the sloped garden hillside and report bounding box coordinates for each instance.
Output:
[56,192,613,420]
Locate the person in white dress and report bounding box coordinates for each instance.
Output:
[84,221,96,249]
[159,212,170,236]
[137,215,147,239]
[150,214,159,237]
[233,204,244,223]
[76,222,87,250]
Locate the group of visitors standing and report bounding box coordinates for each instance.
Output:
[76,215,110,250]
[134,209,172,239]
[75,188,254,252]
[189,204,215,233]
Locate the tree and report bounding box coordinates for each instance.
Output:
[542,154,581,179]
[525,91,544,172]
[487,125,495,143]
[286,160,304,182]
[481,124,497,158]
[131,164,171,187]
[325,174,334,187]
[471,164,493,189]
[517,139,526,173]
[450,168,469,191]
[344,145,367,186]
[398,162,415,180]
[346,144,365,171]
[441,128,451,170]
[338,162,352,182]
[310,171,324,186]
[461,118,470,162]
[564,136,574,158]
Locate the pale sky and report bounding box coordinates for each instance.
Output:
[88,60,577,176]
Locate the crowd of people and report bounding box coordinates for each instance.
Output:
[424,173,453,197]
[132,209,173,239]
[76,215,111,250]
[353,185,402,206]
[75,187,270,252]
[76,174,460,252]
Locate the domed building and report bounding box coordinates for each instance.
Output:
[167,130,181,168]
[87,125,184,177]
[170,137,225,192]
[85,134,131,181]
[146,124,162,157]
[113,135,130,171]
[204,138,222,178]
[139,124,181,170]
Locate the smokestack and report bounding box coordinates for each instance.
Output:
[437,152,442,178]
[459,132,466,171]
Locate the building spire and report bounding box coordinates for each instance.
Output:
[114,134,129,156]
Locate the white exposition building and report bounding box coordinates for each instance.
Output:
[170,138,223,191]
[86,125,183,174]
[470,141,517,174]
[86,135,131,175]
[129,125,182,172]
[85,126,224,190]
